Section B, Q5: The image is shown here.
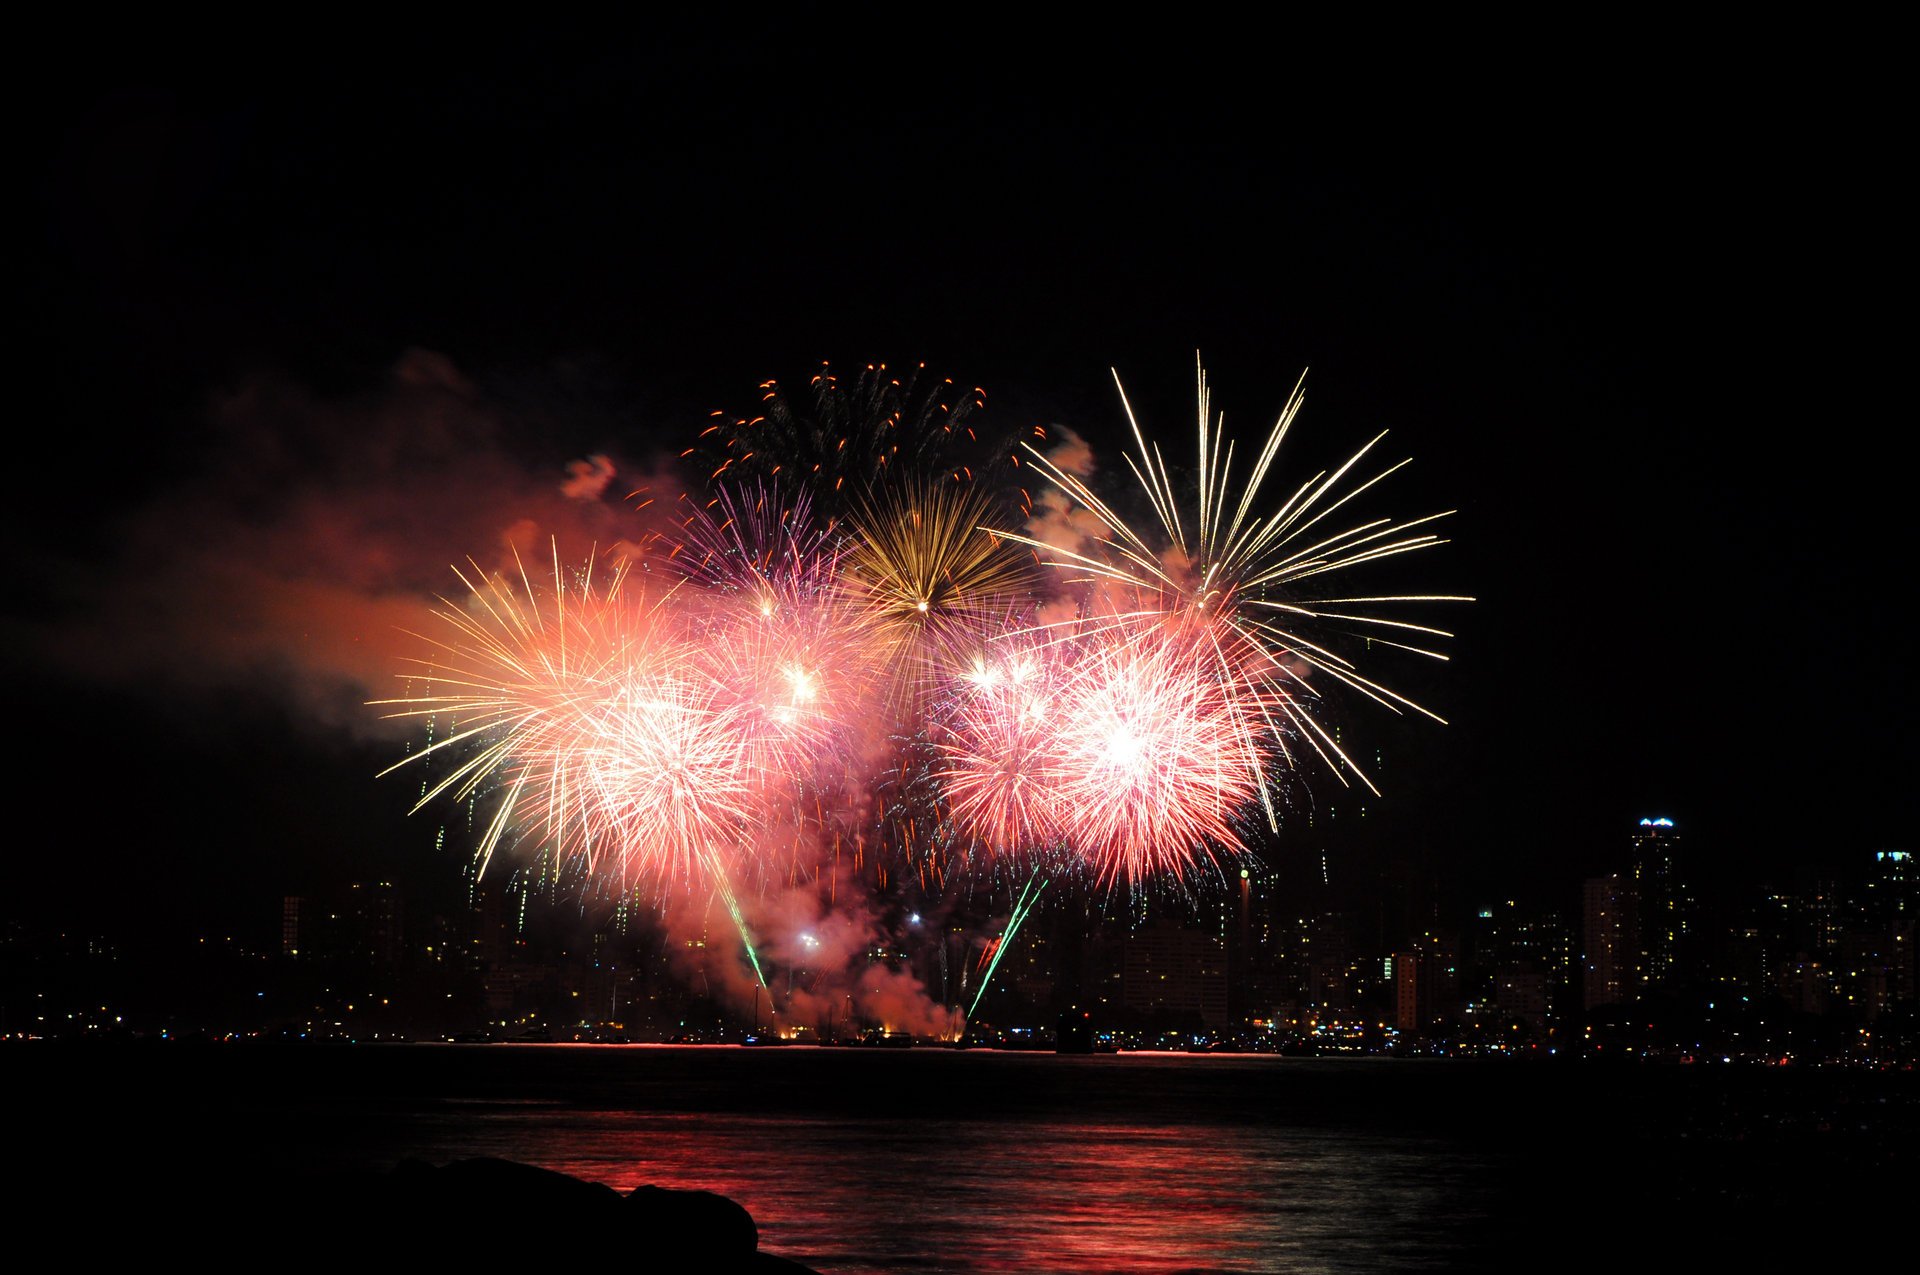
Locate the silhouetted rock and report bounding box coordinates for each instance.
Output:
[34,1149,816,1269]
[372,1158,816,1271]
[629,1182,758,1254]
[393,1155,627,1214]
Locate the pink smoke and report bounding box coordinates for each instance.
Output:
[33,349,679,735]
[658,864,961,1040]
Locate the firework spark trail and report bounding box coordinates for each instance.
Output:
[968,871,1048,1019]
[715,877,775,1007]
[694,362,1008,503]
[668,481,839,606]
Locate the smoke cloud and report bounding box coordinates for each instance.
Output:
[660,862,960,1040]
[24,348,1022,1038]
[31,349,673,735]
[1023,425,1111,625]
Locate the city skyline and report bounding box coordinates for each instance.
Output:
[11,813,1912,1071]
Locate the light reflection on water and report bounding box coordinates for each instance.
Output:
[21,1042,1905,1269]
[341,1048,1493,1273]
[480,1117,1467,1272]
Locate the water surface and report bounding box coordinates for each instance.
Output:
[17,1045,1907,1270]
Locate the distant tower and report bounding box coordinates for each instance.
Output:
[1631,817,1689,994]
[280,896,303,958]
[1865,851,1916,1009]
[1393,950,1422,1033]
[1867,850,1915,921]
[1122,921,1228,1029]
[1582,874,1636,1009]
[1230,867,1252,1026]
[356,881,404,971]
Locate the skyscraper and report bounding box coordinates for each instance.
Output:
[1866,850,1915,922]
[1122,921,1228,1029]
[1631,817,1690,994]
[1582,873,1636,1009]
[280,896,303,958]
[1863,851,1916,1010]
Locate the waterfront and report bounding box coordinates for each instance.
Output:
[13,1045,1912,1269]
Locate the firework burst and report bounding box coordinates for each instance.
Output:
[936,638,1068,856]
[380,356,1468,1042]
[666,483,872,787]
[374,548,767,889]
[693,362,1015,511]
[936,615,1269,883]
[1044,618,1266,882]
[385,354,1465,1024]
[843,475,1037,716]
[1003,356,1470,799]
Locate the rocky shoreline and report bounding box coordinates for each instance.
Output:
[66,1154,821,1269]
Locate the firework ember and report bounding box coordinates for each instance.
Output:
[693,361,1011,509]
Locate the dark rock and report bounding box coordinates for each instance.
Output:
[373,1159,817,1272]
[629,1182,758,1255]
[61,1153,816,1270]
[393,1155,628,1216]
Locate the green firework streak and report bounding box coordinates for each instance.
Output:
[969,871,1048,1019]
[716,879,772,1001]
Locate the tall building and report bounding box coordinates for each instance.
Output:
[1392,931,1461,1034]
[1582,873,1636,1010]
[1393,950,1422,1033]
[1229,869,1252,1025]
[1494,970,1551,1034]
[1861,851,1916,1011]
[280,896,303,958]
[1866,850,1915,921]
[1305,912,1363,1010]
[353,881,404,971]
[1122,921,1228,1029]
[1471,900,1572,1029]
[1631,817,1690,994]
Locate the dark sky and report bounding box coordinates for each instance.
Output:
[10,23,1910,939]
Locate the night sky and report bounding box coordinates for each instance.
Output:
[10,24,1910,942]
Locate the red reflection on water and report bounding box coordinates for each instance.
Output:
[416,1108,1275,1271]
[364,1048,1422,1272]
